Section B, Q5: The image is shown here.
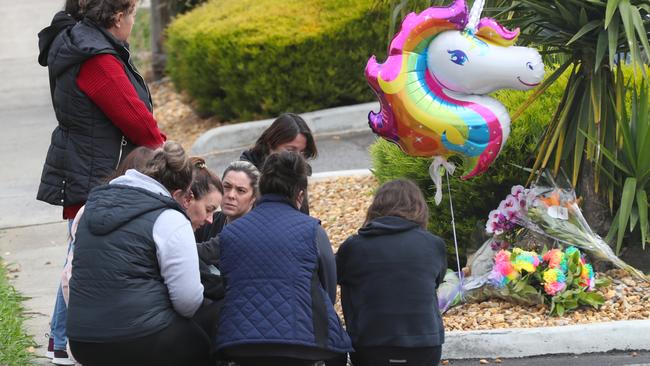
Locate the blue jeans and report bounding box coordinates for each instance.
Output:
[50,219,73,351]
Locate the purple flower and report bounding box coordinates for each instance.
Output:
[511,185,525,198]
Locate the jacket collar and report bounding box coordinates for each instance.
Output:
[257,194,298,209]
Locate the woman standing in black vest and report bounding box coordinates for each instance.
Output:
[37,1,166,363]
[337,179,447,366]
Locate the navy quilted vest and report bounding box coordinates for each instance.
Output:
[216,195,352,353]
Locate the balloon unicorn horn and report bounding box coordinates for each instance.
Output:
[366,0,544,204]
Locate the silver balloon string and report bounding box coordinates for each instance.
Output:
[446,167,464,300]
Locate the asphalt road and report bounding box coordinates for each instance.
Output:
[205,131,377,176]
[444,350,650,366]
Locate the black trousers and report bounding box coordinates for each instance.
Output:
[229,353,347,366]
[70,301,222,366]
[350,346,442,366]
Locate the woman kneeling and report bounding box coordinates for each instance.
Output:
[67,142,211,366]
[337,179,447,366]
[216,151,352,366]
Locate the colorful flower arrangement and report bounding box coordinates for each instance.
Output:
[437,179,647,315]
[489,246,602,315]
[486,182,648,281]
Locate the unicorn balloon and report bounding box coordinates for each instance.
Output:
[366,0,544,193]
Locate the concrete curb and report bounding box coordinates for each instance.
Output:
[191,102,379,156]
[442,319,650,359]
[310,169,373,182]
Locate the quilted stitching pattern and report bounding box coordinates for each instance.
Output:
[217,197,352,352]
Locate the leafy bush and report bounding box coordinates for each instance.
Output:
[165,0,389,120]
[370,68,571,264]
[0,262,35,366]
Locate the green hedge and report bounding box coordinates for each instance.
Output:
[165,0,389,120]
[371,68,571,264]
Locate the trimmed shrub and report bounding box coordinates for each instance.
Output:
[165,0,389,120]
[370,68,571,265]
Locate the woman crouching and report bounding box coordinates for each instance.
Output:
[216,151,352,366]
[337,179,447,366]
[67,142,211,366]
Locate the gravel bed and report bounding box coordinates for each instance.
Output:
[152,80,650,331]
[309,176,650,330]
[150,79,222,150]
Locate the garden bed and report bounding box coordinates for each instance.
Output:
[151,79,650,331]
[309,176,650,330]
[150,79,222,151]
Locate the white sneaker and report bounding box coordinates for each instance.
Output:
[51,349,76,366]
[45,336,54,358]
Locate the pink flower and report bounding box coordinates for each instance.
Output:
[511,185,525,198]
[543,281,566,296]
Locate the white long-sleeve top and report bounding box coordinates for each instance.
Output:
[111,169,204,318]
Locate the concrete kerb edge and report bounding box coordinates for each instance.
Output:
[309,169,373,182]
[442,319,650,360]
[309,170,650,360]
[190,102,379,156]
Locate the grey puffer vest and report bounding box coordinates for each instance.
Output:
[67,184,186,342]
[37,18,152,207]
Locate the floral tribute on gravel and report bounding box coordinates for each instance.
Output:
[488,246,603,316]
[438,177,648,316]
[308,175,649,328]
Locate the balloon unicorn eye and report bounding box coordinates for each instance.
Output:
[526,61,533,70]
[448,50,468,66]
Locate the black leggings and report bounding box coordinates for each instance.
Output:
[70,302,222,366]
[350,346,442,366]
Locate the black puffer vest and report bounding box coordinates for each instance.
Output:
[37,18,152,207]
[67,184,186,342]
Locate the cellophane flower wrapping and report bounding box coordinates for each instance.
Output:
[437,178,645,315]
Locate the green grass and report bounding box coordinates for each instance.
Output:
[130,7,152,74]
[0,261,35,366]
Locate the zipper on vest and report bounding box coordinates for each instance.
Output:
[116,136,127,169]
[124,47,154,109]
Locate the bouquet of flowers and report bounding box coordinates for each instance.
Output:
[488,246,603,316]
[487,180,648,281]
[437,176,647,314]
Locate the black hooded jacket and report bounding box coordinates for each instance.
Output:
[36,15,152,208]
[68,184,187,342]
[336,216,447,348]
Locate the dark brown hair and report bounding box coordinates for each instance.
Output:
[251,113,317,160]
[258,151,309,204]
[64,0,84,20]
[83,0,136,29]
[189,156,224,200]
[104,146,154,182]
[140,141,193,194]
[365,179,429,229]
